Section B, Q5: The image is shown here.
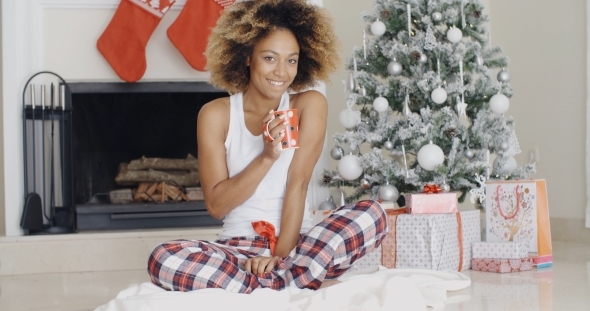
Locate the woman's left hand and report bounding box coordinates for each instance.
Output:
[245,256,281,275]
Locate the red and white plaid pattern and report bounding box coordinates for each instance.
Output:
[148,200,387,292]
[214,0,235,8]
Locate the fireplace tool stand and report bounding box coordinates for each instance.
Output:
[20,71,74,235]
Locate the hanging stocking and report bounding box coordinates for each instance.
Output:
[97,0,176,83]
[167,0,234,71]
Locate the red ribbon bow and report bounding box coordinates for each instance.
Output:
[251,221,277,256]
[422,184,442,194]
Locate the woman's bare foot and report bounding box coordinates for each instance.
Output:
[319,279,341,289]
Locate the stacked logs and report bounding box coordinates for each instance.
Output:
[110,154,203,204]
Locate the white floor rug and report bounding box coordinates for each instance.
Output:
[94,266,470,311]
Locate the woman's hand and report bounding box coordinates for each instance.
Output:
[245,255,281,275]
[261,110,288,161]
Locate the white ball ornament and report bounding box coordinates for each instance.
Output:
[417,142,445,171]
[431,87,448,104]
[373,96,389,112]
[432,12,443,22]
[446,27,463,43]
[493,156,518,173]
[378,185,399,202]
[489,93,510,114]
[370,19,386,36]
[387,60,403,76]
[419,53,428,64]
[338,155,363,180]
[339,108,360,129]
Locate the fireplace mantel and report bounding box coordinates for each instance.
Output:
[2,0,328,236]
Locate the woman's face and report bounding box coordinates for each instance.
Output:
[247,29,300,99]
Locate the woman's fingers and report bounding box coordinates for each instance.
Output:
[268,118,287,141]
[264,257,279,273]
[245,256,279,275]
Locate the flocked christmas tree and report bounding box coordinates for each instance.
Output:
[321,0,536,206]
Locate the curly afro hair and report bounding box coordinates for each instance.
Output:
[205,0,341,93]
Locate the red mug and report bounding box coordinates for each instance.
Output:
[263,109,299,150]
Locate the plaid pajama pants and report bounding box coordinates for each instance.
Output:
[147,199,387,293]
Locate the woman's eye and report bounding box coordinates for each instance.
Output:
[264,56,275,61]
[288,59,298,64]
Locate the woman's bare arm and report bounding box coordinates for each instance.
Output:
[197,99,286,219]
[274,90,328,257]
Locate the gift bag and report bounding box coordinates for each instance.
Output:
[485,179,552,267]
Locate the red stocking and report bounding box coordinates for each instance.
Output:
[167,0,235,71]
[97,0,176,83]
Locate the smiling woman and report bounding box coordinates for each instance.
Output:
[205,0,340,94]
[147,0,387,294]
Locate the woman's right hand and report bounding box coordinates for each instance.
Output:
[261,110,288,161]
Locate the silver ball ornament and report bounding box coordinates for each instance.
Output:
[369,110,378,118]
[497,69,511,82]
[387,60,403,76]
[500,141,510,151]
[432,12,442,22]
[330,146,344,160]
[383,141,394,151]
[419,53,428,64]
[465,149,475,159]
[488,141,495,151]
[318,197,337,210]
[378,185,399,202]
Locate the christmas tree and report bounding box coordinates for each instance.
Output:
[321,0,535,205]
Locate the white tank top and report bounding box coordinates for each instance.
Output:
[218,92,313,239]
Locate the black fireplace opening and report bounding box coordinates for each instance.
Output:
[70,82,227,231]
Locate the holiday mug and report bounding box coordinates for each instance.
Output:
[263,109,299,150]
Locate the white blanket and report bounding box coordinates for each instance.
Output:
[94,266,470,311]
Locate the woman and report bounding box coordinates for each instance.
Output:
[148,0,387,293]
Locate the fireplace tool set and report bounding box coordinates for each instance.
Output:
[20,71,74,235]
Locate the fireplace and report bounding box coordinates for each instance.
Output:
[70,82,226,231]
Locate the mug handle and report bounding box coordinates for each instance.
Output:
[263,119,274,142]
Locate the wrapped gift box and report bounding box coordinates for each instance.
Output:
[405,192,459,214]
[485,180,552,267]
[396,210,480,271]
[472,242,529,259]
[471,257,534,273]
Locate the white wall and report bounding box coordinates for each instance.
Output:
[322,0,374,171]
[487,0,586,221]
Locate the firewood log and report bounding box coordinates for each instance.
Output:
[127,154,198,171]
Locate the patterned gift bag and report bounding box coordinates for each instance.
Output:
[485,180,552,267]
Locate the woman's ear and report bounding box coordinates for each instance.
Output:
[246,56,250,67]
